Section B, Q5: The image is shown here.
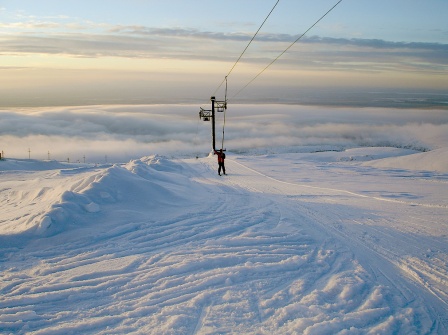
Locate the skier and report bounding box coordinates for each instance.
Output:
[214,149,226,176]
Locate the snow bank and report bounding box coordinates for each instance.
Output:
[281,147,418,163]
[363,147,448,173]
[0,155,204,240]
[253,146,448,173]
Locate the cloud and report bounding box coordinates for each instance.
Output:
[0,105,197,140]
[1,19,447,107]
[299,36,448,69]
[109,25,448,52]
[304,36,448,51]
[1,105,447,162]
[0,21,60,29]
[109,26,252,42]
[1,27,446,75]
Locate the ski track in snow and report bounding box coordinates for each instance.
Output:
[0,151,447,334]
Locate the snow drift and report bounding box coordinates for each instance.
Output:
[363,147,448,173]
[1,148,447,334]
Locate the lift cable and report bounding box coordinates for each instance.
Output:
[221,76,228,150]
[230,0,343,100]
[211,0,281,150]
[199,0,343,152]
[212,0,281,97]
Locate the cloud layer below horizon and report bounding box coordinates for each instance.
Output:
[1,104,447,163]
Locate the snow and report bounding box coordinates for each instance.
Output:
[1,147,447,334]
[363,147,448,173]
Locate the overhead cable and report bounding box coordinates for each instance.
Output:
[212,0,281,97]
[231,0,344,100]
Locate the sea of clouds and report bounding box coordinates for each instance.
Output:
[1,104,447,162]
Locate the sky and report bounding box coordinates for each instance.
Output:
[1,0,447,106]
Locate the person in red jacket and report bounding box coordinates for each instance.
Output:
[214,149,226,176]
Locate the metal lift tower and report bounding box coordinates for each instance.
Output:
[199,96,227,152]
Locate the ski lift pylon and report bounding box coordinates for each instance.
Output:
[198,96,227,151]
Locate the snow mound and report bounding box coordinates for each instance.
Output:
[298,147,416,163]
[0,156,201,240]
[138,154,185,173]
[364,147,448,172]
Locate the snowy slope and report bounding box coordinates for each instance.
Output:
[0,149,447,334]
[363,147,448,173]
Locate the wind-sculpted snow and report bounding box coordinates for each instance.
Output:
[0,149,447,334]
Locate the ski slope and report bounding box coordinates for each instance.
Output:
[0,148,447,334]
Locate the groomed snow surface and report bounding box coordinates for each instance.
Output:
[1,148,447,334]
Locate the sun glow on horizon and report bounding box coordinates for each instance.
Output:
[1,0,447,107]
